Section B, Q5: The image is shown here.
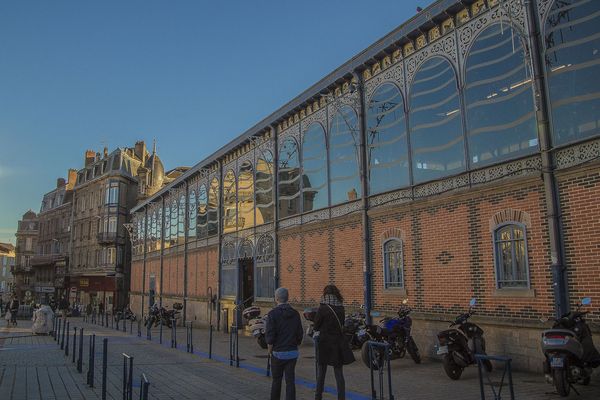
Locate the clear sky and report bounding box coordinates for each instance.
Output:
[0,0,423,244]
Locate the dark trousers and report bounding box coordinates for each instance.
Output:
[315,364,345,400]
[270,356,297,400]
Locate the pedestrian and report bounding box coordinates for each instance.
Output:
[9,296,19,326]
[58,296,69,318]
[313,284,355,400]
[98,301,105,316]
[265,287,304,400]
[86,303,93,318]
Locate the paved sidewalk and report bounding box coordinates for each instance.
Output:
[2,317,599,399]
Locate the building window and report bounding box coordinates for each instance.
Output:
[302,123,329,211]
[278,138,301,218]
[545,0,600,146]
[330,105,361,204]
[409,57,465,183]
[105,182,119,205]
[108,216,117,234]
[383,239,404,289]
[221,242,237,297]
[493,223,529,288]
[207,178,219,237]
[465,24,537,167]
[223,170,237,234]
[255,235,275,299]
[256,151,274,224]
[197,184,208,239]
[25,237,32,251]
[237,161,255,229]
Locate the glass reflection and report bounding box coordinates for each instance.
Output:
[256,151,274,224]
[238,161,255,229]
[465,24,537,166]
[278,138,301,217]
[223,170,237,233]
[178,195,185,244]
[208,178,219,236]
[302,124,329,211]
[409,57,465,183]
[367,83,410,195]
[170,200,178,246]
[545,0,600,145]
[163,204,171,248]
[197,184,208,239]
[330,106,361,204]
[188,190,197,239]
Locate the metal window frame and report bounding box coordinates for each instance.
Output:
[492,221,531,289]
[382,237,405,289]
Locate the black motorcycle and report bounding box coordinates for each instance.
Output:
[344,311,367,350]
[541,297,600,397]
[358,300,421,369]
[114,306,137,323]
[436,298,492,380]
[144,302,182,328]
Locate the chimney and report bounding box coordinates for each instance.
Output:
[56,177,66,188]
[134,141,146,163]
[67,169,77,188]
[103,147,108,158]
[84,150,95,166]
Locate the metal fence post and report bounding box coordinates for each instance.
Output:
[65,321,70,357]
[122,353,134,400]
[56,318,61,344]
[475,354,515,400]
[87,333,96,387]
[171,319,176,348]
[159,322,162,344]
[208,324,213,359]
[77,328,84,372]
[60,318,66,350]
[367,341,394,400]
[146,321,151,341]
[72,326,77,363]
[102,338,108,400]
[139,373,150,400]
[137,319,142,337]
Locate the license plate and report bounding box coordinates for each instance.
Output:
[437,345,448,355]
[550,357,564,368]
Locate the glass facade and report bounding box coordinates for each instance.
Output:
[208,178,219,236]
[330,106,361,203]
[465,24,537,166]
[410,57,465,183]
[367,83,410,195]
[188,189,197,239]
[278,138,301,218]
[545,0,600,145]
[223,170,237,234]
[302,123,329,211]
[238,161,255,230]
[256,151,274,224]
[197,184,208,239]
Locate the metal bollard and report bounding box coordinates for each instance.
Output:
[208,324,213,359]
[61,319,66,350]
[116,317,120,331]
[122,353,134,400]
[129,319,133,334]
[185,321,193,353]
[139,373,150,400]
[314,334,319,382]
[266,355,271,377]
[111,314,114,329]
[102,338,108,400]
[65,321,70,357]
[137,319,141,337]
[367,341,394,400]
[159,322,163,344]
[146,321,151,341]
[229,325,239,367]
[72,326,77,363]
[87,333,96,387]
[55,317,60,343]
[77,328,84,372]
[170,319,177,349]
[123,317,127,333]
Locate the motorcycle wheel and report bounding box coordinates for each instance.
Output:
[553,368,570,397]
[361,342,383,370]
[443,354,463,380]
[257,335,268,350]
[407,337,421,364]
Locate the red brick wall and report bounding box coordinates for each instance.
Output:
[187,245,219,298]
[130,260,143,293]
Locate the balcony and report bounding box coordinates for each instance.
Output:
[97,231,117,244]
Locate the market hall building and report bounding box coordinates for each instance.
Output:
[129,0,600,371]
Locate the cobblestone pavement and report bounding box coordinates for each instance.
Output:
[1,317,599,399]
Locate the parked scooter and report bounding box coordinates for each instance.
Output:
[541,297,600,397]
[436,298,492,379]
[114,305,137,323]
[358,299,421,369]
[242,306,267,349]
[144,302,182,328]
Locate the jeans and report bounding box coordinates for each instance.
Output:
[270,356,297,400]
[315,364,345,400]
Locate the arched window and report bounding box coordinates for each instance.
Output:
[383,239,404,289]
[302,124,328,211]
[150,211,158,252]
[208,178,219,236]
[330,106,361,204]
[367,83,410,194]
[197,184,208,239]
[221,242,237,297]
[238,239,254,259]
[465,24,537,167]
[170,200,178,246]
[493,223,529,288]
[163,203,171,248]
[256,151,274,224]
[278,138,301,218]
[223,170,237,233]
[545,0,600,145]
[409,57,465,184]
[188,189,197,239]
[238,161,255,229]
[178,194,186,244]
[256,235,275,299]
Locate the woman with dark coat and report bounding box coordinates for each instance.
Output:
[313,285,348,400]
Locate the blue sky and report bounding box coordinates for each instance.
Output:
[0,0,423,244]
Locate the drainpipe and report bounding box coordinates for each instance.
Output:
[183,181,189,323]
[159,197,165,308]
[271,124,280,289]
[141,206,147,318]
[524,0,569,316]
[354,69,373,325]
[216,160,223,330]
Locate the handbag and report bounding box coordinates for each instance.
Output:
[325,304,356,365]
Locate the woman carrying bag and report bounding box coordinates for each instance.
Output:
[313,285,355,400]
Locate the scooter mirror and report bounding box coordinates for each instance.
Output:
[581,297,592,306]
[370,311,381,317]
[469,298,477,307]
[402,299,408,305]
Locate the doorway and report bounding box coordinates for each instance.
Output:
[238,258,254,310]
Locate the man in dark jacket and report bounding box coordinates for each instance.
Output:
[265,287,304,400]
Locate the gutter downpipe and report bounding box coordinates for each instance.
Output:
[159,197,165,309]
[271,125,280,290]
[141,207,147,318]
[183,181,189,323]
[354,69,373,325]
[216,160,223,330]
[525,0,569,317]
